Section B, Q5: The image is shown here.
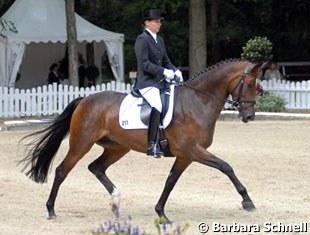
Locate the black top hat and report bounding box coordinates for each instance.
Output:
[142,9,164,21]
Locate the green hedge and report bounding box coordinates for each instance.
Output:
[256,92,287,112]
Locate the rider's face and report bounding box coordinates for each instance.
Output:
[145,19,162,34]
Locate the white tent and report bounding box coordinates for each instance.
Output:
[0,0,125,88]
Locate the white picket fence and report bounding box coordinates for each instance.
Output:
[0,81,132,118]
[1,79,310,118]
[261,79,310,109]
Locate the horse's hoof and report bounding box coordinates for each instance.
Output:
[159,215,172,224]
[242,200,256,211]
[47,214,57,220]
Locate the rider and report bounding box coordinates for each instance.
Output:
[134,9,183,158]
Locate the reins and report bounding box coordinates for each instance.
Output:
[131,63,258,110]
[179,81,239,106]
[177,69,257,109]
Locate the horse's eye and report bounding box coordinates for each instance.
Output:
[247,83,254,88]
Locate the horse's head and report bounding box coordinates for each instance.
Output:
[227,61,267,123]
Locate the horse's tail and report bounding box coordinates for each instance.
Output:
[20,97,83,183]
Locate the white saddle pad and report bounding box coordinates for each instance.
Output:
[119,85,175,129]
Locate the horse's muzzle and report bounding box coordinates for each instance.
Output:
[239,111,255,123]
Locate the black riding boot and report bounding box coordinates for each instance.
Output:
[147,108,163,158]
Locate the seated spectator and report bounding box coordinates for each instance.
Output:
[264,62,282,80]
[48,63,60,85]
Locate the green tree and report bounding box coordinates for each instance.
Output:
[1,0,309,81]
[269,0,310,61]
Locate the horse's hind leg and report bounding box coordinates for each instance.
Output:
[46,142,94,219]
[88,142,130,217]
[192,145,255,211]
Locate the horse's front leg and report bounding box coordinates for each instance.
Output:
[155,157,191,223]
[192,145,255,211]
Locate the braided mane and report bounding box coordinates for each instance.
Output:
[183,58,247,85]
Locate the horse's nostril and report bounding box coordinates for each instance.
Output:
[247,115,254,121]
[241,114,254,123]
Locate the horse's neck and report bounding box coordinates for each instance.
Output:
[189,74,228,105]
[177,78,227,122]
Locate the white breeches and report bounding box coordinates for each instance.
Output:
[139,87,162,113]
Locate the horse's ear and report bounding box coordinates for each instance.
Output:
[251,61,271,73]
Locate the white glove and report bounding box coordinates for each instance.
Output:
[174,70,183,82]
[163,69,175,81]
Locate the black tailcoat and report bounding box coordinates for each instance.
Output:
[134,30,176,90]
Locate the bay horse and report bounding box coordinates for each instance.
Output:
[21,59,265,222]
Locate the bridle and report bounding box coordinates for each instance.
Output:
[180,66,259,110]
[229,70,257,110]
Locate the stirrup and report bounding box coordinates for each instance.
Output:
[147,143,162,158]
